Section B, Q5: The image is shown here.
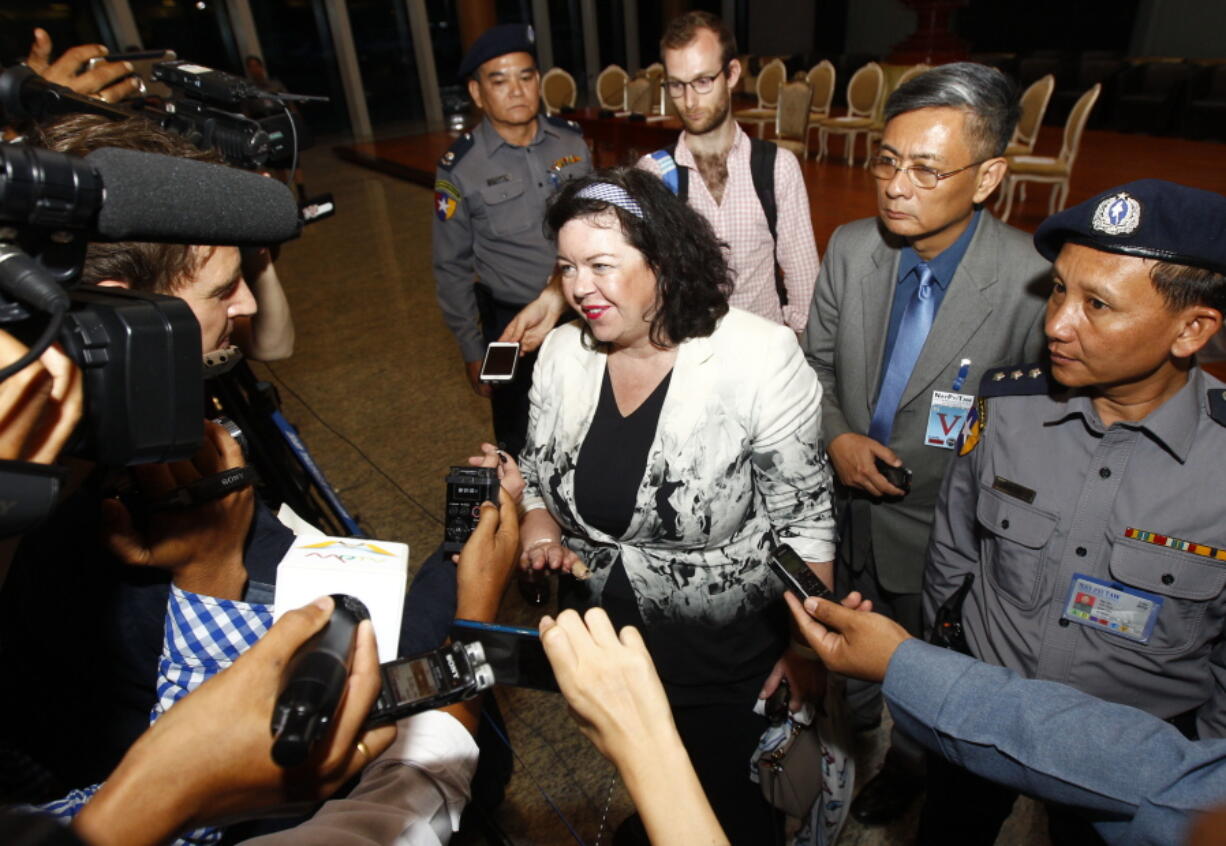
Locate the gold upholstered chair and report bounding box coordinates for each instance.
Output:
[772,80,816,158]
[1006,73,1056,156]
[806,60,837,120]
[540,67,576,115]
[626,76,652,115]
[734,58,787,137]
[596,64,629,111]
[862,63,930,167]
[644,63,664,114]
[999,83,1101,222]
[816,61,885,165]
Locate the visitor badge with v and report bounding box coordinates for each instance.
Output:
[925,390,974,449]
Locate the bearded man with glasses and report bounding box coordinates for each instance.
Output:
[799,62,1050,826]
[499,12,819,346]
[636,11,819,335]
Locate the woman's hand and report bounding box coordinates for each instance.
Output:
[520,537,584,575]
[466,442,525,503]
[761,649,826,713]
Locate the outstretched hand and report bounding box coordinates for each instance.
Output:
[73,596,396,846]
[784,591,911,684]
[25,28,142,102]
[465,441,525,503]
[498,279,566,353]
[454,493,520,621]
[540,608,729,846]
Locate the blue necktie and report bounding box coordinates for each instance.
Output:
[868,262,936,445]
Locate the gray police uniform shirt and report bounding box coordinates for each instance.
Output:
[924,365,1226,738]
[432,115,591,363]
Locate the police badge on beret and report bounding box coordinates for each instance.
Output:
[1091,192,1141,236]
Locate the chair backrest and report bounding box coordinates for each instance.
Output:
[596,64,628,110]
[776,81,814,141]
[1140,60,1192,94]
[883,63,930,118]
[626,77,652,114]
[1012,74,1055,151]
[895,63,931,89]
[644,62,664,81]
[806,60,836,115]
[756,59,786,108]
[1058,82,1101,165]
[540,67,576,114]
[1210,64,1226,98]
[846,61,885,118]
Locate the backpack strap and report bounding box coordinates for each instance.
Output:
[748,138,778,244]
[649,144,689,202]
[748,137,785,306]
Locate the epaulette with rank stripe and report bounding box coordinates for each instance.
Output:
[438,132,475,171]
[977,363,1049,398]
[957,363,1049,456]
[543,114,583,134]
[1209,385,1226,427]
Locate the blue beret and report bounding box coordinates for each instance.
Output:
[1034,179,1226,275]
[458,24,536,79]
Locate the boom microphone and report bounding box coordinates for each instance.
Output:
[0,144,301,246]
[88,148,301,245]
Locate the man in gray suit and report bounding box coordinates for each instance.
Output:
[800,63,1049,824]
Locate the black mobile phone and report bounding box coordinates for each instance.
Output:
[443,466,500,554]
[450,619,559,692]
[366,640,494,727]
[479,342,520,383]
[874,458,913,492]
[767,543,833,600]
[85,50,177,97]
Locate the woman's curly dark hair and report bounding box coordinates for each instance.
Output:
[545,166,732,347]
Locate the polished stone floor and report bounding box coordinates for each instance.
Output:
[260,144,1053,846]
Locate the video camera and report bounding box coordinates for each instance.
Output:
[148,60,316,171]
[0,60,324,172]
[0,136,301,535]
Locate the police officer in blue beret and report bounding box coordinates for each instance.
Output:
[432,23,591,465]
[919,179,1226,844]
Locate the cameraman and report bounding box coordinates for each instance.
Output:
[0,115,300,797]
[0,328,525,845]
[31,114,295,360]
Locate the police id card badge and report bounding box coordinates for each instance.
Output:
[925,360,973,449]
[1061,573,1164,643]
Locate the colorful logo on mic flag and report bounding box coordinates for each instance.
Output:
[435,179,460,221]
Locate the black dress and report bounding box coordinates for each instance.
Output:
[572,365,782,846]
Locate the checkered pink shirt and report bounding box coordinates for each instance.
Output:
[638,125,819,332]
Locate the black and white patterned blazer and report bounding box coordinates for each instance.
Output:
[520,308,836,627]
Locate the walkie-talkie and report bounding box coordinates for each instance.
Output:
[929,574,975,654]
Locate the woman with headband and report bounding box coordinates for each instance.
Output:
[516,167,835,844]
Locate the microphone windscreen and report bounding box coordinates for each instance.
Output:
[87,147,302,246]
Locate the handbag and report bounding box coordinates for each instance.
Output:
[751,675,855,845]
[756,714,825,818]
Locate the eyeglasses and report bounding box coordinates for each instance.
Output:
[868,155,988,189]
[665,65,728,99]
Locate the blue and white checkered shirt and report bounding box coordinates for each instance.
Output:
[40,586,272,845]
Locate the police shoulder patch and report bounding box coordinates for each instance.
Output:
[1208,387,1226,427]
[544,114,583,134]
[438,133,474,171]
[434,178,461,221]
